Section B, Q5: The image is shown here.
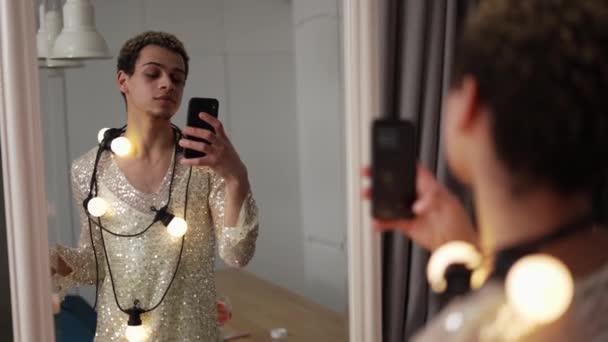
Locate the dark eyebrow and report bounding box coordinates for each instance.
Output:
[141,61,186,75]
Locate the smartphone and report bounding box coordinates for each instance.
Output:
[372,119,417,220]
[184,97,219,159]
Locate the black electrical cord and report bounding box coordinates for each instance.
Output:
[86,130,181,238]
[99,167,193,315]
[85,125,191,314]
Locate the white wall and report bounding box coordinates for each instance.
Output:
[292,0,348,312]
[40,70,74,248]
[41,0,347,312]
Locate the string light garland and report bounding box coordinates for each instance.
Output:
[427,214,595,327]
[125,301,145,341]
[111,136,132,157]
[85,125,193,341]
[97,128,109,143]
[505,254,574,324]
[427,240,482,293]
[86,196,108,217]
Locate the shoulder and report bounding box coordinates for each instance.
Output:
[70,147,99,191]
[567,262,608,340]
[180,157,219,184]
[415,270,608,342]
[172,154,217,190]
[413,283,506,342]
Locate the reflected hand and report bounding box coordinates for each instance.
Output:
[363,164,478,252]
[179,112,248,184]
[52,293,61,314]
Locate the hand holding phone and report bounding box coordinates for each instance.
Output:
[372,119,417,220]
[184,97,219,159]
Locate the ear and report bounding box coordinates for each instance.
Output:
[450,75,481,131]
[117,70,129,95]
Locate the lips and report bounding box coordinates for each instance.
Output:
[154,96,175,104]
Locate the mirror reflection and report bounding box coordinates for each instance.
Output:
[38,0,347,341]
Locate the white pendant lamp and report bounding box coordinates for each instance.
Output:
[36,2,83,68]
[52,0,111,59]
[36,2,58,59]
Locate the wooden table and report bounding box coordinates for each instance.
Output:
[216,269,348,342]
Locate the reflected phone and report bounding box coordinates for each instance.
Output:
[372,119,417,220]
[184,97,219,159]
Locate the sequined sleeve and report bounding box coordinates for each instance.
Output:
[208,170,259,267]
[49,160,105,298]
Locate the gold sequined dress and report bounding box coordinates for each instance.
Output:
[50,147,259,341]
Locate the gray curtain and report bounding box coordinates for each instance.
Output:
[379,1,476,341]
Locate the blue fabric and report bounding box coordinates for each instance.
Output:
[54,295,97,342]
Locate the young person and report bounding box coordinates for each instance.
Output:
[51,31,259,341]
[374,1,608,340]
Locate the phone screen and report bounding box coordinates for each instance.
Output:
[184,97,219,159]
[372,119,417,219]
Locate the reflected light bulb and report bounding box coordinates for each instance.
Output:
[111,137,132,157]
[97,128,109,143]
[506,254,573,324]
[125,324,146,342]
[167,217,188,237]
[427,241,482,293]
[87,197,108,217]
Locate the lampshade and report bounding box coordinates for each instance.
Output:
[36,3,84,68]
[39,58,83,69]
[52,0,111,59]
[36,3,57,59]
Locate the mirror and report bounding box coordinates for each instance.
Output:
[36,0,348,341]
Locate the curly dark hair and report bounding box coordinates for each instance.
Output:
[117,30,190,79]
[452,0,608,196]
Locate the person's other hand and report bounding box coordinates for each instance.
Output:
[363,164,478,252]
[52,293,61,314]
[217,299,232,326]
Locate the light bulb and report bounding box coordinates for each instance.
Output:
[97,128,109,143]
[111,137,132,157]
[125,324,146,342]
[125,304,144,341]
[167,217,188,237]
[506,254,573,324]
[87,197,108,217]
[427,241,482,293]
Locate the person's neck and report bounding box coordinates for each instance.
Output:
[124,110,175,160]
[474,171,608,279]
[473,167,592,256]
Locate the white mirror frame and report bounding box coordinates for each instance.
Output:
[0,0,55,341]
[344,0,382,341]
[0,0,382,341]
